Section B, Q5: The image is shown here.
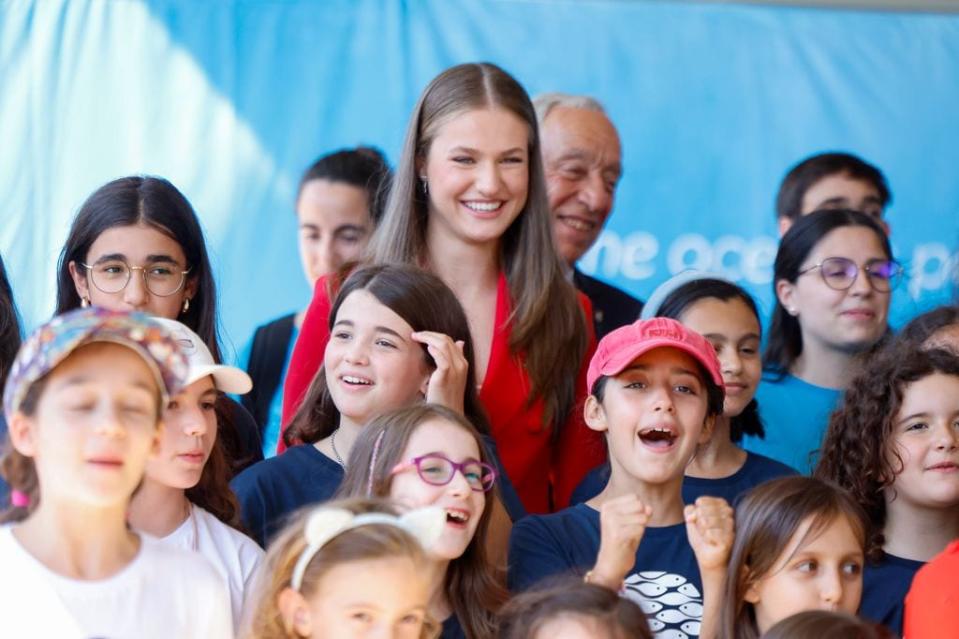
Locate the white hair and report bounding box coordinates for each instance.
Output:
[532,92,606,127]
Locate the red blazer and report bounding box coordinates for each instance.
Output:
[281,272,605,513]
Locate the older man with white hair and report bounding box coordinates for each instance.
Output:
[534,93,643,338]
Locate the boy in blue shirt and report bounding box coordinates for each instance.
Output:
[509,317,734,639]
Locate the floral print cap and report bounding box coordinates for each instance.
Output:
[3,307,190,421]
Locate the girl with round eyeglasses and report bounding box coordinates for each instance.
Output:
[742,209,900,472]
[55,176,263,476]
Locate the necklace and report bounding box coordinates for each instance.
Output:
[330,429,346,468]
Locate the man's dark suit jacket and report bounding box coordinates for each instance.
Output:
[573,269,644,340]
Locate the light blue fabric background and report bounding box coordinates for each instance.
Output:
[3,0,957,359]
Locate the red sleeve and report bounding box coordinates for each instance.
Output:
[279,275,334,453]
[550,292,605,510]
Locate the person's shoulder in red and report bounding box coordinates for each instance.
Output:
[904,539,959,638]
[279,270,347,452]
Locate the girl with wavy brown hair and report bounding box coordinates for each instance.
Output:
[816,343,959,635]
[337,404,508,639]
[126,319,263,629]
[281,62,599,514]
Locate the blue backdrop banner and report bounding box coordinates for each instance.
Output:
[3,0,958,359]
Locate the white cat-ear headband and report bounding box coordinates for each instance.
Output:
[291,505,446,591]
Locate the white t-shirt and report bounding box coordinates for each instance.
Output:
[161,504,264,628]
[0,524,232,639]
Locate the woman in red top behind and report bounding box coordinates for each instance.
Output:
[282,62,601,513]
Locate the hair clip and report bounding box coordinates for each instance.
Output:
[290,505,445,591]
[10,490,30,508]
[367,429,387,497]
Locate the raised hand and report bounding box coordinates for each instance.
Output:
[684,496,735,574]
[589,494,653,591]
[411,331,468,413]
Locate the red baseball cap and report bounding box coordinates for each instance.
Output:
[586,317,724,393]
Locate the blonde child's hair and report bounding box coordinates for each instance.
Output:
[242,497,439,639]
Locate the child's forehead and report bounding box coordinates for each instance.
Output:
[778,512,863,563]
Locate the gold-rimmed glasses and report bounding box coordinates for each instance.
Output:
[81,260,191,297]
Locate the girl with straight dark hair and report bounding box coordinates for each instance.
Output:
[282,62,600,514]
[741,209,898,472]
[232,264,521,552]
[55,175,261,474]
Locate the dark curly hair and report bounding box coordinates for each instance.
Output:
[815,344,959,557]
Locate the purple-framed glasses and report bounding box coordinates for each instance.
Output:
[391,453,497,492]
[798,257,901,292]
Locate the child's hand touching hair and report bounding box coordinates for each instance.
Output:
[588,495,653,591]
[684,496,735,639]
[411,331,469,414]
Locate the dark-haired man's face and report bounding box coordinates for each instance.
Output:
[779,172,890,236]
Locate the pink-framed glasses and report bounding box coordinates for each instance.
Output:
[391,453,497,492]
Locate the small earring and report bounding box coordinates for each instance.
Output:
[182,298,190,314]
[419,175,429,195]
[81,297,90,308]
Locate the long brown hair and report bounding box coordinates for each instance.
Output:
[815,344,959,557]
[720,476,868,639]
[336,404,507,639]
[242,497,439,639]
[283,264,490,447]
[366,62,588,428]
[186,435,239,527]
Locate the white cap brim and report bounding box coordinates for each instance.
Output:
[188,364,253,395]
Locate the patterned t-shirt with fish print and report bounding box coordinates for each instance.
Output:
[508,503,703,638]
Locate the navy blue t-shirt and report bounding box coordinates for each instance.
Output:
[509,503,703,637]
[441,615,465,639]
[231,444,344,546]
[860,552,924,636]
[570,452,797,507]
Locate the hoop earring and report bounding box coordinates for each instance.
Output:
[419,175,429,196]
[182,298,190,314]
[81,297,90,308]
